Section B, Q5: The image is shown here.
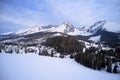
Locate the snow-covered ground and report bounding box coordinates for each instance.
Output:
[0,53,120,80]
[89,35,101,43]
[103,21,120,33]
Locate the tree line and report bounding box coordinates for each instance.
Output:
[74,47,120,73]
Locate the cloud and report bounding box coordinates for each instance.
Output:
[0,0,66,27]
[46,0,120,25]
[0,1,49,25]
[0,0,120,33]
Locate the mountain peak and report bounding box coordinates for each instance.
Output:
[60,21,75,33]
[88,20,107,33]
[63,21,72,25]
[62,21,74,28]
[87,20,120,33]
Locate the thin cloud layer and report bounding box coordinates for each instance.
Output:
[0,0,120,33]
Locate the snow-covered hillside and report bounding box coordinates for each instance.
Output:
[1,20,119,36]
[87,20,120,33]
[0,21,89,36]
[89,35,101,43]
[0,20,120,48]
[14,21,82,36]
[103,21,120,33]
[15,25,42,35]
[0,53,119,80]
[0,32,13,35]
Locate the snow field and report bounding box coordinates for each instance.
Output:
[0,53,120,80]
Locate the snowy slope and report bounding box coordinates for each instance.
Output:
[51,21,75,33]
[103,21,120,33]
[88,20,120,33]
[15,25,42,35]
[1,20,120,36]
[51,22,82,35]
[13,21,82,36]
[0,32,13,35]
[0,53,119,80]
[88,20,106,33]
[89,35,101,42]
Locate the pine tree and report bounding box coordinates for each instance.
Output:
[38,49,42,55]
[106,58,112,73]
[51,50,54,57]
[59,54,64,58]
[113,63,118,73]
[0,48,2,53]
[42,49,48,56]
[70,54,74,59]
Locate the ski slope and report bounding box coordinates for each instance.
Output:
[0,53,120,80]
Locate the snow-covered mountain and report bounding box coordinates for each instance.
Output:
[82,20,120,47]
[51,21,75,33]
[1,20,119,36]
[11,21,80,36]
[86,20,120,33]
[103,21,120,33]
[0,20,120,47]
[15,25,42,35]
[0,20,120,77]
[0,21,83,36]
[88,20,106,33]
[75,20,120,47]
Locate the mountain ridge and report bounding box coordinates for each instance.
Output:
[1,20,120,36]
[0,20,120,48]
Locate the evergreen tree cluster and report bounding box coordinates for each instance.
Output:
[74,47,120,73]
[115,47,120,59]
[75,52,105,70]
[42,35,85,55]
[0,43,65,58]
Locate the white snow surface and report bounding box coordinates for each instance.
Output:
[8,21,88,36]
[82,20,120,34]
[15,26,42,35]
[0,32,13,35]
[1,21,120,36]
[103,21,120,33]
[89,20,106,32]
[0,53,119,80]
[89,35,101,42]
[51,23,68,33]
[15,22,82,36]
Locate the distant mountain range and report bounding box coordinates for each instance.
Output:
[0,20,120,48]
[1,20,120,74]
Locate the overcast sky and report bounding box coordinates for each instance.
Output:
[0,0,120,33]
